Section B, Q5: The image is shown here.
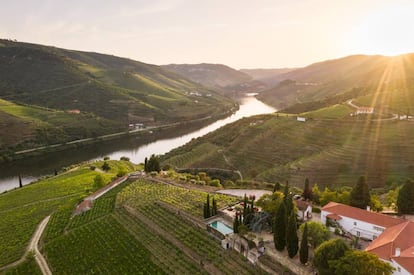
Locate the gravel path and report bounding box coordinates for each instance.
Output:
[0,215,52,274]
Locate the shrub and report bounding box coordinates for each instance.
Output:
[120,156,130,161]
[312,206,321,213]
[209,179,222,187]
[90,165,96,171]
[103,156,110,161]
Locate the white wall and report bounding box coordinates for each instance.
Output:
[390,259,411,275]
[321,210,385,240]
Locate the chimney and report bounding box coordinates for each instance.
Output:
[366,206,370,211]
[395,247,401,257]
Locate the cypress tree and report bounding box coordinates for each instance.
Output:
[397,180,414,214]
[206,194,211,218]
[243,194,248,219]
[287,211,299,258]
[274,182,281,192]
[274,202,287,251]
[350,176,370,209]
[303,178,312,200]
[233,213,239,233]
[299,223,309,264]
[212,197,217,216]
[18,174,22,188]
[144,157,148,172]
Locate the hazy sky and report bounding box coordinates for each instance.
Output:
[1,0,414,68]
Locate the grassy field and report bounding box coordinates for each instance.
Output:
[0,160,136,267]
[161,115,414,189]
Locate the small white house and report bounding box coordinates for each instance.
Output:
[297,116,306,122]
[321,202,404,240]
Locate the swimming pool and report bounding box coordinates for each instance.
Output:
[209,220,233,235]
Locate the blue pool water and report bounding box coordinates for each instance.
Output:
[209,221,233,235]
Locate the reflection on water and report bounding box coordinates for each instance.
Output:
[0,95,276,192]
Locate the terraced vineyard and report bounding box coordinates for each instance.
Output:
[117,179,238,217]
[45,216,165,274]
[114,208,206,274]
[0,160,136,270]
[162,115,414,188]
[124,203,264,274]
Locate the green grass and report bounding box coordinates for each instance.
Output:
[301,104,354,119]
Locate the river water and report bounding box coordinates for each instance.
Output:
[0,94,276,192]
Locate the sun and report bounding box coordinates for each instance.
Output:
[346,4,414,56]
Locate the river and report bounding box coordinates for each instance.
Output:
[0,94,276,192]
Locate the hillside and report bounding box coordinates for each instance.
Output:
[240,68,297,85]
[257,54,414,114]
[161,114,414,189]
[0,161,268,274]
[162,63,268,94]
[0,39,234,152]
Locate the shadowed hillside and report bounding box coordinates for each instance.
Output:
[162,63,268,95]
[0,39,234,153]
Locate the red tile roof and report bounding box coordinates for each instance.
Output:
[366,221,414,273]
[322,202,405,228]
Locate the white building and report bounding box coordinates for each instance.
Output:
[321,202,404,241]
[321,202,414,274]
[366,221,414,275]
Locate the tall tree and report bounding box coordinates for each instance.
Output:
[286,211,299,258]
[397,179,414,214]
[313,239,350,275]
[273,202,287,251]
[302,178,312,200]
[243,194,248,219]
[18,174,22,188]
[146,154,161,173]
[273,182,281,192]
[233,213,239,233]
[211,197,217,216]
[283,182,294,216]
[299,223,309,264]
[144,157,148,172]
[331,250,394,275]
[206,194,210,218]
[299,221,330,248]
[349,176,370,209]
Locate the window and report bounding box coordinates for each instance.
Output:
[398,267,401,272]
[357,231,360,237]
[353,221,357,226]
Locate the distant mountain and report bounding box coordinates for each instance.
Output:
[240,68,297,85]
[0,39,234,152]
[257,54,414,113]
[162,63,268,94]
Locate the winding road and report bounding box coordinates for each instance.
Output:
[0,215,52,274]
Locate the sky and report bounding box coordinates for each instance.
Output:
[1,0,414,69]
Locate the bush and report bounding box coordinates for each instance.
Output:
[120,156,130,161]
[312,206,321,213]
[90,165,96,171]
[117,169,127,177]
[209,179,222,188]
[150,171,158,177]
[103,156,110,161]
